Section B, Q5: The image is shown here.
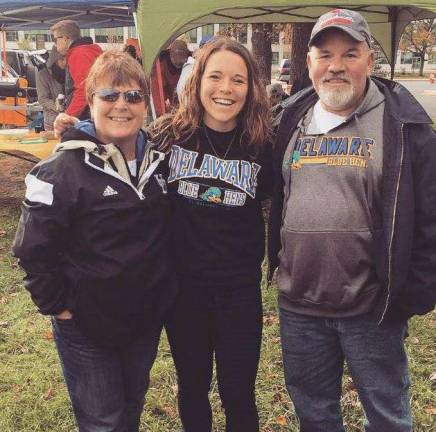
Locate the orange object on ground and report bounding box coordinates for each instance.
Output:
[0,77,28,127]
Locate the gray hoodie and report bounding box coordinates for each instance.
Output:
[278,80,386,317]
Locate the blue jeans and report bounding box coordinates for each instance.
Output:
[279,309,412,432]
[52,317,162,432]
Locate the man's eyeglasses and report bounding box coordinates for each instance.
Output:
[92,89,146,104]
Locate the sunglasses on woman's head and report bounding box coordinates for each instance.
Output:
[92,89,146,104]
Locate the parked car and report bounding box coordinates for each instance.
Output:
[278,58,290,82]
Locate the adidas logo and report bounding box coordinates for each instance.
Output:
[102,185,118,197]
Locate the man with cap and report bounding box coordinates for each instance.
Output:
[176,35,216,101]
[268,8,436,431]
[150,39,191,116]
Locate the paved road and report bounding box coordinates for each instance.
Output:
[396,79,436,120]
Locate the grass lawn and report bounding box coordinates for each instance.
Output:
[0,191,435,431]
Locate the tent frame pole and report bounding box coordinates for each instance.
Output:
[389,7,398,80]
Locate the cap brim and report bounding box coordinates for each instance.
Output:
[309,25,367,47]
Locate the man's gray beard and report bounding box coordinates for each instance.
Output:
[318,83,355,112]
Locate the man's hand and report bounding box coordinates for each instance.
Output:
[54,113,79,138]
[55,310,73,320]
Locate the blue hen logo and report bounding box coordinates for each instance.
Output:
[200,187,222,203]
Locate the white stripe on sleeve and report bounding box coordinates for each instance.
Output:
[24,174,54,205]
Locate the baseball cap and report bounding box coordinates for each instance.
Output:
[308,9,371,47]
[169,39,190,54]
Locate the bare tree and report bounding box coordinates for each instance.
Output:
[218,23,248,42]
[251,23,273,86]
[399,19,435,76]
[219,23,275,85]
[217,22,314,87]
[285,23,314,86]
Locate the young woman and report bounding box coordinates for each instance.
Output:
[149,37,272,432]
[13,50,176,432]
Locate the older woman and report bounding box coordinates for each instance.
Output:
[13,50,176,432]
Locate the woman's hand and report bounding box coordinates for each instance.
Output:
[55,309,73,320]
[54,113,79,138]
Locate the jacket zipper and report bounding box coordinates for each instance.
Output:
[378,122,405,324]
[83,151,161,200]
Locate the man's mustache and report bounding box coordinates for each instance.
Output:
[321,75,351,84]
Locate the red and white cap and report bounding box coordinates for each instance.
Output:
[308,9,372,47]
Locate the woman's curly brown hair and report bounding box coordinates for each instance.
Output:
[148,37,271,156]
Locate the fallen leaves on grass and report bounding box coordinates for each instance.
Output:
[43,330,54,340]
[425,406,436,415]
[344,376,356,391]
[263,314,279,325]
[151,405,178,419]
[276,415,287,426]
[42,387,55,401]
[273,391,284,403]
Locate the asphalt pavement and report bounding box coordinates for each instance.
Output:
[395,79,436,120]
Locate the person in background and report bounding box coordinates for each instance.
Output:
[176,35,216,101]
[150,39,191,116]
[266,83,290,123]
[268,9,436,431]
[13,50,176,432]
[50,19,102,120]
[266,82,288,107]
[149,37,272,432]
[124,43,142,64]
[35,46,66,131]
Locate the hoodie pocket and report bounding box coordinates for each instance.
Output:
[277,227,381,312]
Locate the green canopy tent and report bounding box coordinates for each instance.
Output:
[135,1,436,76]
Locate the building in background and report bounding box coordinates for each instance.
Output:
[4,24,435,76]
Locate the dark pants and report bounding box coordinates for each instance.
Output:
[52,317,161,432]
[280,309,412,432]
[165,279,263,432]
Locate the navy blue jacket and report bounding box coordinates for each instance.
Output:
[268,77,436,324]
[13,124,177,347]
